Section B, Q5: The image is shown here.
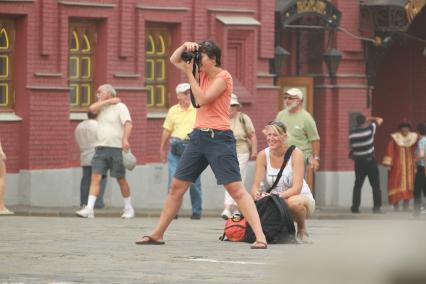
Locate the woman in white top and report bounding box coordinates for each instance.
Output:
[221,93,258,219]
[252,121,315,242]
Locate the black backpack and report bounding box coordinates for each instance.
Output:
[245,194,296,244]
[245,145,297,244]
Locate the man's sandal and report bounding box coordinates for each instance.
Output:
[250,241,268,249]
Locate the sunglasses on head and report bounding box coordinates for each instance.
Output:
[267,121,286,131]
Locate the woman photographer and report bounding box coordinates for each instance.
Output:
[252,121,315,242]
[136,40,267,249]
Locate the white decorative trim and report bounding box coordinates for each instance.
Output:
[257,72,276,78]
[216,16,261,26]
[69,112,87,121]
[0,112,23,121]
[113,73,141,79]
[147,112,167,119]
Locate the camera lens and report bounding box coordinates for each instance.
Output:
[181,52,194,63]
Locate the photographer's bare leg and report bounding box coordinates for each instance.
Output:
[138,178,191,242]
[0,160,6,209]
[226,181,267,247]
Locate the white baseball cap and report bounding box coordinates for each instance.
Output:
[175,83,191,95]
[285,88,304,100]
[230,93,241,106]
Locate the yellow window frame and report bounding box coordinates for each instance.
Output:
[80,56,91,79]
[69,83,79,106]
[155,85,165,107]
[157,35,165,55]
[146,59,155,81]
[0,83,8,106]
[0,55,8,78]
[155,59,165,80]
[82,33,91,52]
[70,31,79,52]
[0,28,9,49]
[146,85,154,107]
[69,56,79,79]
[80,83,91,106]
[146,35,155,55]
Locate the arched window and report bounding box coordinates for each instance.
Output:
[0,20,14,110]
[69,22,95,110]
[145,25,170,110]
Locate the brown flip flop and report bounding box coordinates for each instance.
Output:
[250,241,268,249]
[135,235,165,245]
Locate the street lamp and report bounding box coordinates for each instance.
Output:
[274,46,290,76]
[323,48,342,78]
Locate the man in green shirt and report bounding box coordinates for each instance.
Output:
[275,88,320,172]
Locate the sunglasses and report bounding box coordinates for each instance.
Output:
[284,96,298,100]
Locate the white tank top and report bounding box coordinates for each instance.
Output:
[264,147,314,201]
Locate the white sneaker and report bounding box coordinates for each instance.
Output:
[76,206,94,218]
[221,209,231,220]
[0,207,14,215]
[121,207,135,219]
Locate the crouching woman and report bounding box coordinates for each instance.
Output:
[251,121,315,242]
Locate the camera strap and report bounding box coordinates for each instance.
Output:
[190,62,200,108]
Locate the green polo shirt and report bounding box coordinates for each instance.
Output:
[275,109,320,158]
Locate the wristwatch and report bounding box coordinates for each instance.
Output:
[313,156,320,161]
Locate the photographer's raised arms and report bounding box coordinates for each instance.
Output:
[136,40,268,249]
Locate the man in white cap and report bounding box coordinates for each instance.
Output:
[275,88,320,173]
[159,83,202,219]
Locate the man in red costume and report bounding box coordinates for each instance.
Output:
[382,120,418,211]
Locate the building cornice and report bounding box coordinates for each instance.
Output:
[58,1,116,8]
[136,5,189,12]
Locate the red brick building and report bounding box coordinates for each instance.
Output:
[0,0,425,209]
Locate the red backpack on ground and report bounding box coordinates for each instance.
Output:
[219,214,247,242]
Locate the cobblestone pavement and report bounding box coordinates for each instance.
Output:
[1,215,426,284]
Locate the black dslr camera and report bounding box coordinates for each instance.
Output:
[181,51,201,65]
[181,49,202,108]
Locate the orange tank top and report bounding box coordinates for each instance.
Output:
[194,70,233,130]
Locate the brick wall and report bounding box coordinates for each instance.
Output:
[0,0,276,173]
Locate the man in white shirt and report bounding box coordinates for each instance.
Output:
[74,111,107,209]
[76,84,134,219]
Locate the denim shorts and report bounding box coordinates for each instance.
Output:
[174,129,241,185]
[91,147,125,178]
